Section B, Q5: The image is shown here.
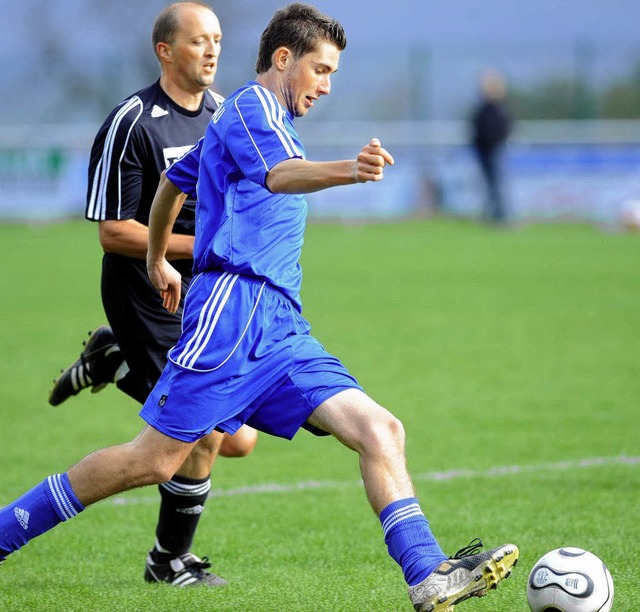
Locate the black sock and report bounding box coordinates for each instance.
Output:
[92,345,124,384]
[152,474,211,562]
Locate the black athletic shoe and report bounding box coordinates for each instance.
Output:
[48,325,121,406]
[144,552,228,587]
[408,539,519,611]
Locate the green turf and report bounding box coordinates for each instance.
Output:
[0,219,638,611]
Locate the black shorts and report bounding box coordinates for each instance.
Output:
[101,253,192,404]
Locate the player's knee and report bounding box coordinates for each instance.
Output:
[126,446,188,486]
[190,432,223,463]
[126,460,175,487]
[382,413,405,449]
[148,465,176,485]
[362,411,405,455]
[219,426,258,458]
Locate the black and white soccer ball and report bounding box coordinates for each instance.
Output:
[527,547,614,612]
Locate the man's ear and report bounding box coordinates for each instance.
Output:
[156,42,172,62]
[272,46,292,71]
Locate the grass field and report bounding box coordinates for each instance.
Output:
[0,218,638,611]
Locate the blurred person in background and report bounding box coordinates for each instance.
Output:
[47,1,257,587]
[470,69,513,224]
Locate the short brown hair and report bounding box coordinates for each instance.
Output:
[255,3,347,74]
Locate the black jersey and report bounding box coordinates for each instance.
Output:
[85,79,223,235]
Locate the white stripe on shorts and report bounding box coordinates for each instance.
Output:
[171,273,268,372]
[174,271,235,367]
[179,273,238,368]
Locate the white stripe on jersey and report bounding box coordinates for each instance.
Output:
[235,92,269,171]
[86,96,143,220]
[252,85,300,158]
[206,88,225,108]
[233,86,301,171]
[173,138,202,166]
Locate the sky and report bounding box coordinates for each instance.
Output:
[336,0,640,45]
[215,0,640,48]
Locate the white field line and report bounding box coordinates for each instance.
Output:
[109,455,640,507]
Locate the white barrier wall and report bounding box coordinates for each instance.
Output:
[1,121,640,227]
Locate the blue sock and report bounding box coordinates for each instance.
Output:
[380,497,447,586]
[0,473,84,558]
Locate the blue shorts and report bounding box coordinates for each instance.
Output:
[139,271,361,442]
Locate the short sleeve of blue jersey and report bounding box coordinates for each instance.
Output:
[166,138,202,198]
[226,84,304,187]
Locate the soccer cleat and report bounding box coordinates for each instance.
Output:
[48,325,121,406]
[144,552,228,587]
[408,539,519,612]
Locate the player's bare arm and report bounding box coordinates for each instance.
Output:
[147,172,188,313]
[266,138,394,194]
[98,217,194,261]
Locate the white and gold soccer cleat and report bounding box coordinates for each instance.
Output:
[408,539,519,612]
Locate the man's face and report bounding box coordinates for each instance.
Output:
[282,41,340,117]
[170,6,222,91]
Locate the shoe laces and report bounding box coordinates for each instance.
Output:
[451,538,483,559]
[184,554,212,575]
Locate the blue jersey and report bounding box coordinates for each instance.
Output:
[167,81,307,310]
[143,84,362,442]
[166,137,202,200]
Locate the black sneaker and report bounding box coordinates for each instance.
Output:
[144,552,228,587]
[408,539,519,611]
[48,325,121,406]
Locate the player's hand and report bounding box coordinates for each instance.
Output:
[353,138,394,183]
[147,258,182,313]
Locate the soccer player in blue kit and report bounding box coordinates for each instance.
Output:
[0,4,518,609]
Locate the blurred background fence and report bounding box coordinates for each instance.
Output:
[3,2,640,227]
[3,118,640,227]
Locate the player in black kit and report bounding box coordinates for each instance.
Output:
[48,1,257,587]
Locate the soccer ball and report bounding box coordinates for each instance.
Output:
[527,547,614,612]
